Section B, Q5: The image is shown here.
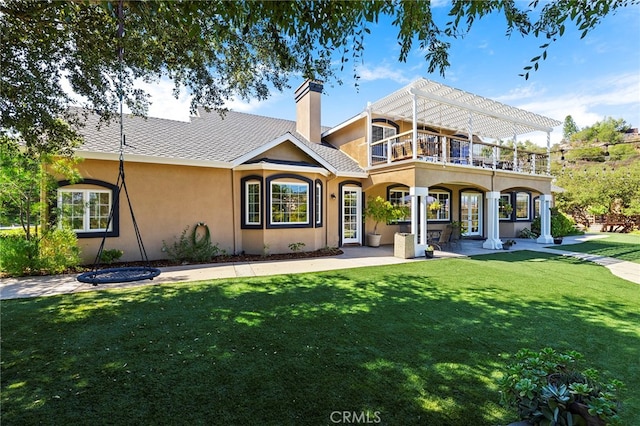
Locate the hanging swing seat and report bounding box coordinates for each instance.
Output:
[78,266,161,285]
[75,1,160,286]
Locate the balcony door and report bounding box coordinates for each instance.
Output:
[460,192,482,237]
[341,186,362,245]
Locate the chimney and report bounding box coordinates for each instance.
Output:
[295,79,323,143]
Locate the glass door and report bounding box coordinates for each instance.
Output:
[342,186,361,244]
[460,192,482,237]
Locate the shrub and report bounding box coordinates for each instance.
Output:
[99,248,124,264]
[288,242,305,252]
[38,228,81,274]
[518,227,538,239]
[498,348,624,426]
[0,228,80,276]
[0,233,39,275]
[532,208,577,238]
[162,223,222,263]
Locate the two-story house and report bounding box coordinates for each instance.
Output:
[59,78,561,262]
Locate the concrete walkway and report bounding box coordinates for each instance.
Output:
[1,234,638,300]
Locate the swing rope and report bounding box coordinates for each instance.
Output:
[78,0,160,285]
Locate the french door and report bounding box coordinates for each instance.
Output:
[341,186,362,245]
[460,192,482,237]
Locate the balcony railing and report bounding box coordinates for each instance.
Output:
[370,130,549,175]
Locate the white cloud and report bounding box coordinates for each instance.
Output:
[492,71,640,146]
[224,92,287,114]
[356,62,415,84]
[135,78,192,122]
[477,41,494,55]
[494,83,543,102]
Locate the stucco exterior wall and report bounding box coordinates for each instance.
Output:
[64,159,235,263]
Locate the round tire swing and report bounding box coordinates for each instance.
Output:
[77,1,160,285]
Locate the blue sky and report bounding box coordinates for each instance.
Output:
[140,3,640,146]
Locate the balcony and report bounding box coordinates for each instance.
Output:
[370,129,549,175]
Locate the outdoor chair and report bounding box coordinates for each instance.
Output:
[429,225,452,250]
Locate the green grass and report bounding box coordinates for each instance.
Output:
[554,233,640,263]
[2,251,639,425]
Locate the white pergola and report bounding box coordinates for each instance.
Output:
[366,78,562,251]
[367,78,561,139]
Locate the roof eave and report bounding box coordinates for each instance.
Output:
[76,151,233,169]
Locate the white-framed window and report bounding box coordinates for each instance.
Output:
[516,192,530,220]
[388,186,410,222]
[315,181,322,226]
[270,181,309,224]
[499,194,513,220]
[58,189,112,232]
[372,123,398,162]
[427,191,450,221]
[246,180,261,225]
[372,124,397,143]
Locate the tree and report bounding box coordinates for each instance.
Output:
[2,0,637,154]
[562,115,579,141]
[552,118,640,230]
[0,136,81,238]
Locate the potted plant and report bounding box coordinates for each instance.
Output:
[498,348,624,426]
[503,203,513,216]
[424,245,434,258]
[364,196,407,247]
[449,220,464,241]
[502,239,516,250]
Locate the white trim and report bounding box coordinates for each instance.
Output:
[341,186,362,245]
[76,151,232,169]
[245,180,261,226]
[270,180,310,225]
[232,132,338,174]
[58,188,112,232]
[234,162,330,176]
[322,112,367,138]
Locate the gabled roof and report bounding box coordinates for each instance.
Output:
[366,78,561,139]
[74,108,365,177]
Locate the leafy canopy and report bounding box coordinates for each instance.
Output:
[2,0,637,153]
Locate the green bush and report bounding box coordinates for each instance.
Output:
[99,248,124,264]
[0,228,80,276]
[38,228,81,274]
[0,233,39,275]
[162,223,223,263]
[532,207,578,238]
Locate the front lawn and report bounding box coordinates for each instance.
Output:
[2,251,639,425]
[554,233,640,263]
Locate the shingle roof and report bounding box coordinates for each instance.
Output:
[74,108,365,176]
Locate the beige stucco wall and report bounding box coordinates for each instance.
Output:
[361,161,552,242]
[65,159,235,263]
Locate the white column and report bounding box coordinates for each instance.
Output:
[483,191,503,250]
[366,103,372,168]
[537,194,554,244]
[468,113,473,164]
[513,129,518,172]
[412,94,418,160]
[410,186,429,254]
[442,136,448,163]
[546,132,551,175]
